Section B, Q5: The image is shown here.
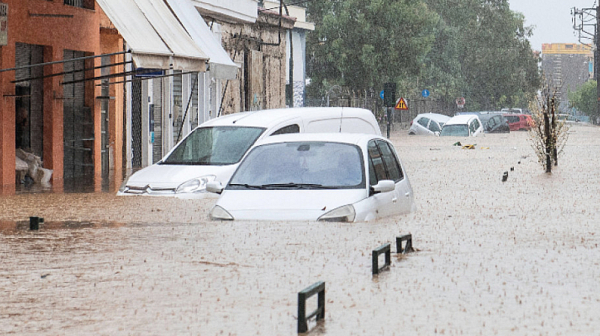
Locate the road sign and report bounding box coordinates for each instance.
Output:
[395,97,409,110]
[422,89,430,98]
[456,97,465,108]
[380,90,384,100]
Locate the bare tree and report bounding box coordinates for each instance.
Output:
[528,87,569,173]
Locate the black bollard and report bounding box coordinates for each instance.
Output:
[502,171,508,182]
[29,217,41,230]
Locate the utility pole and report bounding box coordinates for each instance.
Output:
[572,5,599,123]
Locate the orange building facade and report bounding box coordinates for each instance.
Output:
[0,0,124,194]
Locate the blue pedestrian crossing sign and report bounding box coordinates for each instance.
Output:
[422,89,430,98]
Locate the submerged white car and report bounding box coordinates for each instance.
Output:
[118,107,381,198]
[408,113,451,135]
[439,114,483,137]
[207,133,415,222]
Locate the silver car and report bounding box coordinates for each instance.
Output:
[408,113,451,135]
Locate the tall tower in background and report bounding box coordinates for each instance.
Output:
[541,43,593,112]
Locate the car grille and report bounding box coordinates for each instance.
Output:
[122,185,176,195]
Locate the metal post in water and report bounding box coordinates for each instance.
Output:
[29,217,40,230]
[386,107,391,138]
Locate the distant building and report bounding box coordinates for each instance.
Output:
[541,43,593,111]
[264,1,315,108]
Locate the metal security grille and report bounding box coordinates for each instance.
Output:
[131,78,142,168]
[151,78,163,163]
[174,72,200,144]
[172,71,183,146]
[63,50,94,180]
[64,0,94,10]
[191,73,199,129]
[14,43,44,159]
[100,56,110,177]
[64,0,83,7]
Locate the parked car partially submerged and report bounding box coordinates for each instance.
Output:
[456,112,509,133]
[503,113,533,131]
[118,107,381,198]
[207,133,415,222]
[408,113,451,135]
[439,114,484,137]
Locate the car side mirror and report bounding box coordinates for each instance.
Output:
[434,131,440,136]
[206,181,224,194]
[371,180,395,195]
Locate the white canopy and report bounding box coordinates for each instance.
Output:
[166,0,238,79]
[97,0,208,71]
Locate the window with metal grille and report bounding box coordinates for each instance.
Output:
[64,0,94,10]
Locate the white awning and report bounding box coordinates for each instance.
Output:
[166,0,238,79]
[97,0,208,71]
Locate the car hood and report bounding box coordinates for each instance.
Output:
[125,164,237,188]
[215,189,367,221]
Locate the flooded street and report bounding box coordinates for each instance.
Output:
[2,125,600,335]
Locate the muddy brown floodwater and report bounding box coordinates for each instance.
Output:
[2,125,600,335]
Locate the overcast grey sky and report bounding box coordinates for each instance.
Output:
[509,0,595,51]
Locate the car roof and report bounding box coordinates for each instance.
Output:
[445,114,479,125]
[417,113,451,122]
[250,132,383,147]
[199,107,375,128]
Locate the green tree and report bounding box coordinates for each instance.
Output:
[568,80,597,117]
[306,0,438,96]
[423,0,540,110]
[306,0,540,111]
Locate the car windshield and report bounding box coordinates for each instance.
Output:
[229,141,365,189]
[504,115,520,123]
[440,124,469,137]
[161,126,265,165]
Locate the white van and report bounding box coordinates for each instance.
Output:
[117,107,381,198]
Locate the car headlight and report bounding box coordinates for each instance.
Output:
[175,175,216,193]
[210,205,234,221]
[317,205,356,222]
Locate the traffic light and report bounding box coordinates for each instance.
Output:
[384,82,396,107]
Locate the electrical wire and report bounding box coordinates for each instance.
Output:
[263,0,316,12]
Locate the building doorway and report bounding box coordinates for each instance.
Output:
[14,43,44,159]
[63,50,94,184]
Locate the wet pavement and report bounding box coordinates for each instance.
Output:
[2,124,600,335]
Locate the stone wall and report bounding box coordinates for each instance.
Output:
[210,9,294,115]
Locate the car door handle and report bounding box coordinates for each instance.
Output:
[392,197,397,203]
[404,192,410,197]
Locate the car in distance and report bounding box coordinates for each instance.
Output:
[439,114,484,137]
[503,113,533,131]
[456,111,509,133]
[408,113,451,135]
[479,113,510,133]
[118,107,381,198]
[207,133,415,222]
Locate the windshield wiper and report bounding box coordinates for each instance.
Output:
[228,183,267,189]
[260,183,336,189]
